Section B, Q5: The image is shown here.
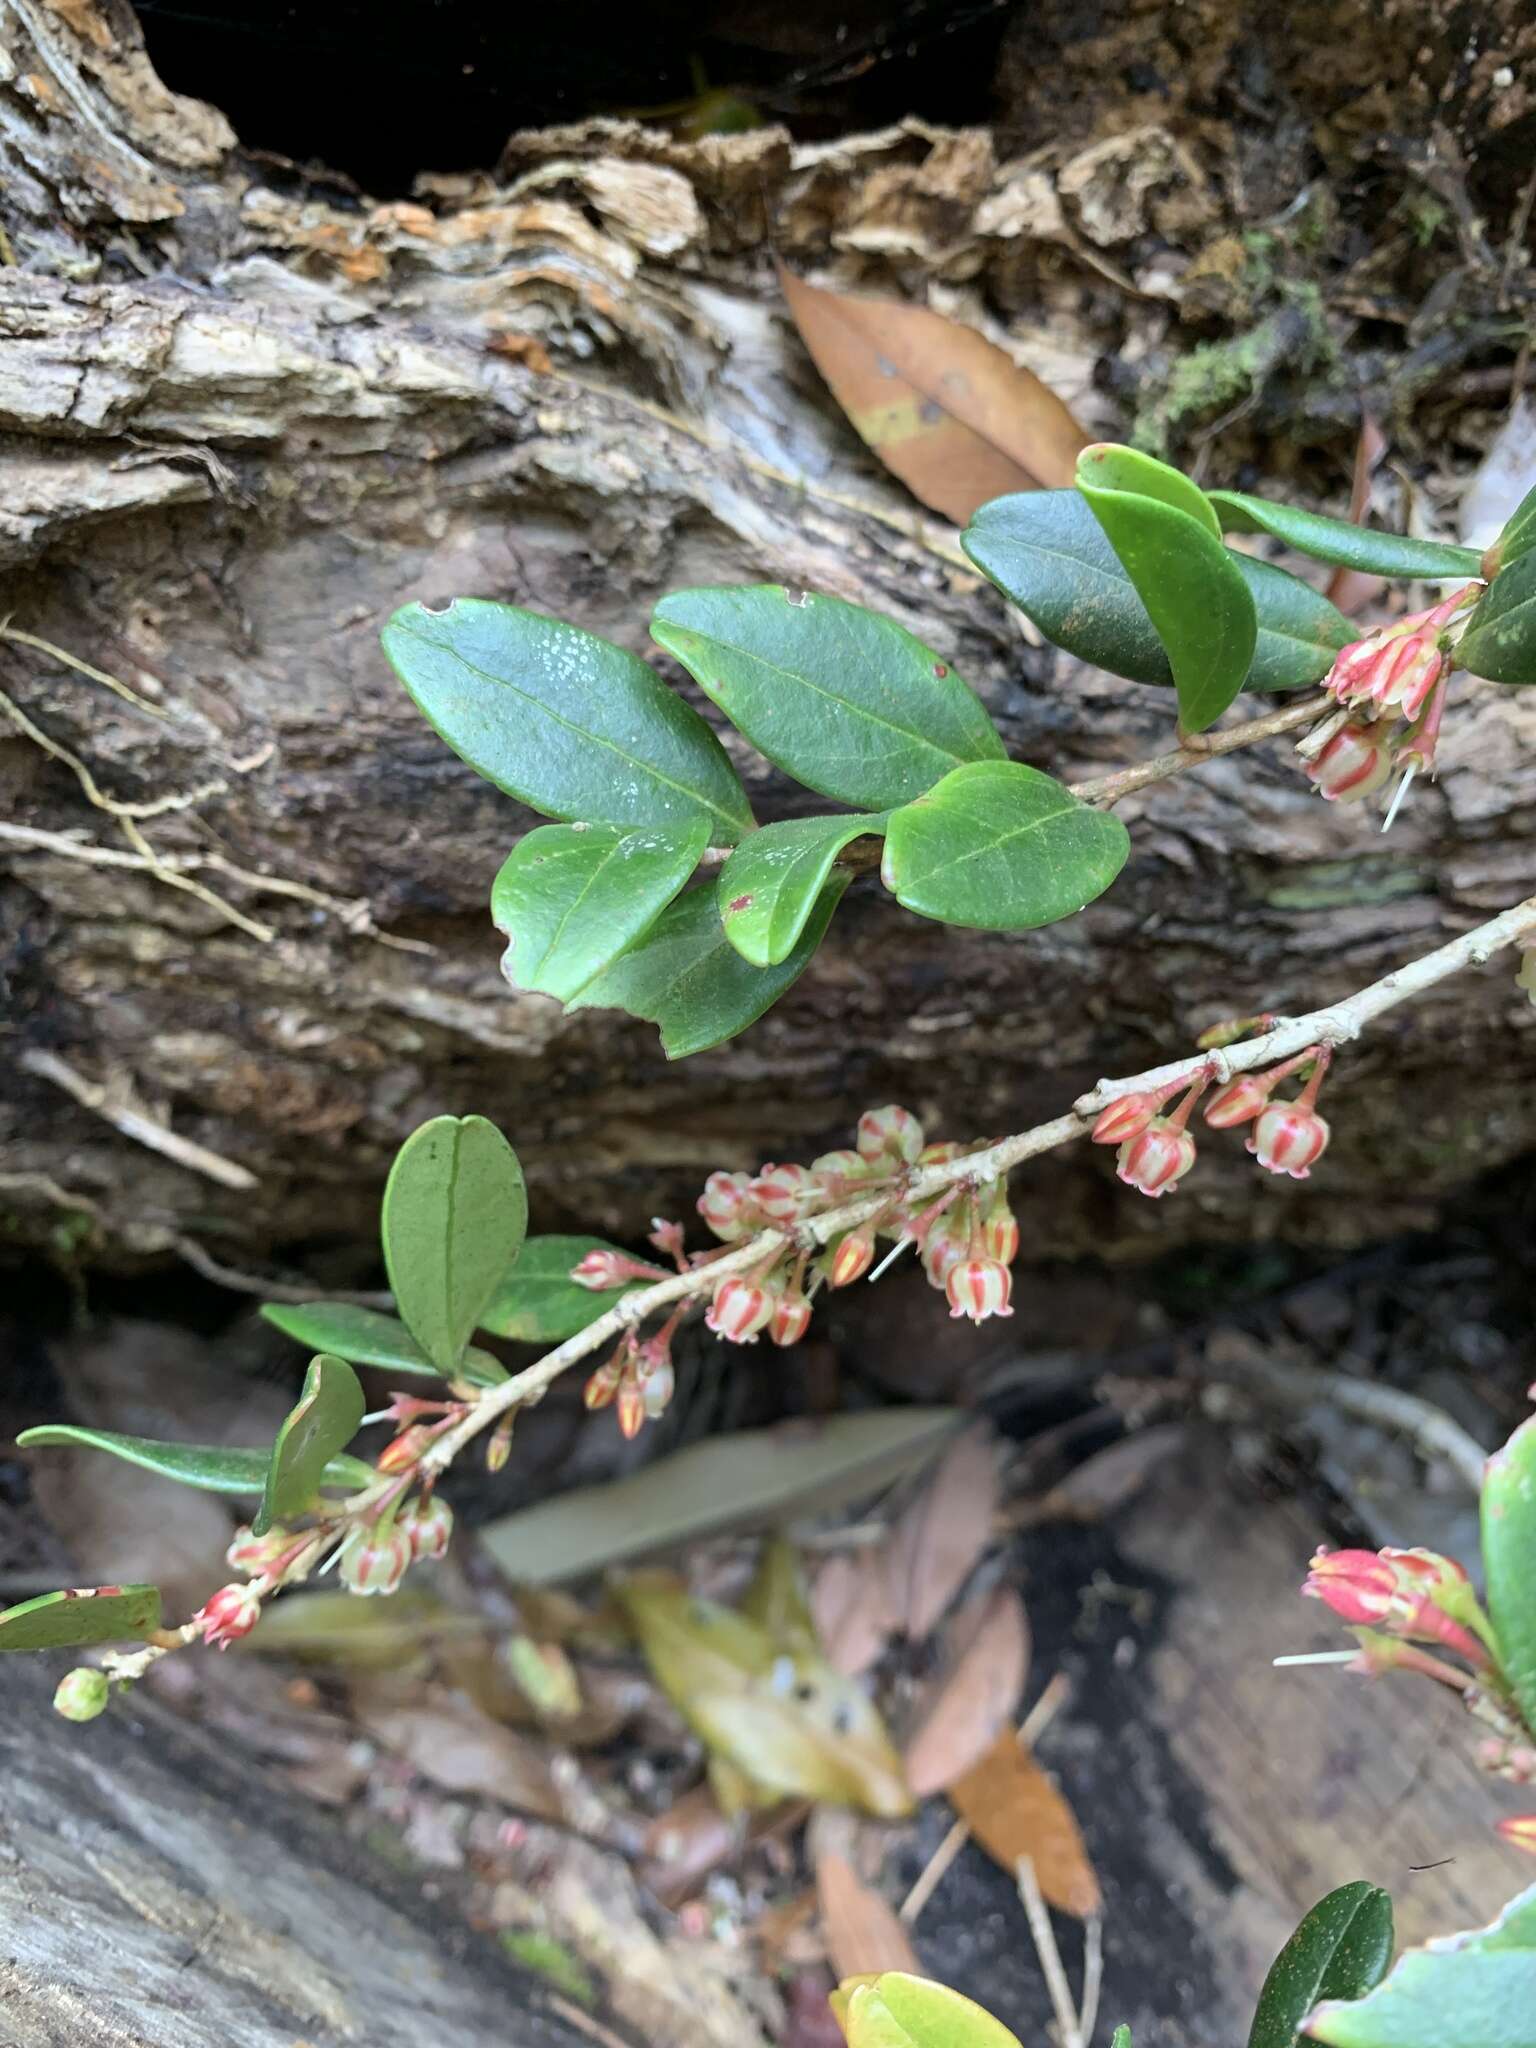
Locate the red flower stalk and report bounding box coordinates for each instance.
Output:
[571,1247,670,1290]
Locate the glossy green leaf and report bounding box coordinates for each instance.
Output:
[650,585,1004,809]
[1457,552,1536,685]
[1079,445,1256,730]
[718,814,887,967]
[255,1353,367,1536]
[1488,481,1536,578]
[382,1115,527,1373]
[0,1584,162,1653]
[18,1425,373,1495]
[840,1977,1024,2048]
[382,599,753,842]
[882,761,1128,930]
[1079,443,1222,537]
[1481,1416,1536,1730]
[569,874,849,1059]
[261,1302,440,1377]
[1210,490,1484,580]
[1249,1882,1395,2048]
[492,819,710,1002]
[479,1234,645,1342]
[1306,1883,1536,2048]
[964,490,1347,693]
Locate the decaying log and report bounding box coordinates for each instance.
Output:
[1,0,1533,1284]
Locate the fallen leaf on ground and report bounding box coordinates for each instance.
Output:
[742,1533,820,1655]
[883,1425,1000,1643]
[778,262,1088,524]
[948,1727,1101,1918]
[812,1546,897,1676]
[1029,1424,1187,1524]
[816,1850,921,1982]
[358,1694,568,1823]
[902,1583,1030,1797]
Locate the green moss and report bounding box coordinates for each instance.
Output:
[499,1929,598,2006]
[1132,286,1335,460]
[1256,856,1428,912]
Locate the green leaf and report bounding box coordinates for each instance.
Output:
[1249,1882,1395,2048]
[262,1301,505,1386]
[491,819,709,1003]
[1210,490,1484,580]
[718,814,887,967]
[841,1977,1024,2048]
[881,761,1128,931]
[255,1353,367,1536]
[1078,445,1256,731]
[0,1584,163,1653]
[1111,2031,1133,2048]
[18,1425,373,1495]
[1481,1416,1536,1730]
[1457,552,1536,685]
[480,1234,645,1343]
[1487,481,1536,578]
[569,874,849,1059]
[740,1534,820,1655]
[1079,443,1222,537]
[382,599,753,842]
[964,491,1346,693]
[1306,1882,1536,2048]
[650,585,1004,809]
[382,1115,528,1373]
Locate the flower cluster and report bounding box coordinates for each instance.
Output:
[1093,1047,1333,1198]
[1306,585,1480,809]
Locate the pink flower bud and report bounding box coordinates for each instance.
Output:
[1324,589,1475,720]
[638,1354,676,1417]
[1203,1073,1275,1127]
[583,1356,624,1409]
[571,1247,666,1290]
[376,1423,434,1475]
[917,1141,966,1166]
[749,1162,813,1221]
[338,1523,414,1597]
[810,1148,869,1195]
[648,1216,688,1264]
[1379,1546,1471,1593]
[226,1523,296,1578]
[1303,1548,1397,1624]
[54,1667,110,1721]
[697,1171,758,1243]
[945,1256,1014,1323]
[1496,1816,1536,1855]
[1116,1119,1197,1198]
[1304,721,1396,803]
[1305,1548,1489,1667]
[828,1226,876,1288]
[921,1223,967,1288]
[856,1104,924,1168]
[486,1416,513,1472]
[400,1494,454,1561]
[1091,1092,1160,1145]
[768,1288,812,1347]
[616,1373,647,1439]
[197,1580,264,1648]
[1249,1100,1330,1179]
[706,1275,774,1343]
[983,1209,1020,1264]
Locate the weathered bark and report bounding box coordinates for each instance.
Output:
[1,0,1533,1284]
[0,1654,618,2048]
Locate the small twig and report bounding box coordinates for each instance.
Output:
[1019,1671,1075,1750]
[0,619,167,719]
[19,1049,259,1193]
[168,1233,394,1308]
[1078,1915,1104,2048]
[1067,696,1327,806]
[1017,1856,1083,2048]
[899,1816,971,1925]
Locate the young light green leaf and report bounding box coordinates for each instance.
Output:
[1111,2030,1133,2048]
[18,1425,373,1495]
[569,874,849,1059]
[1248,1882,1395,2048]
[382,599,753,842]
[1481,1416,1536,1731]
[1456,552,1536,685]
[479,1234,646,1343]
[1487,481,1536,579]
[1079,445,1257,731]
[382,1115,527,1373]
[718,815,887,967]
[1209,490,1484,580]
[254,1353,367,1536]
[963,491,1345,693]
[882,761,1128,930]
[1074,442,1222,537]
[651,586,1004,809]
[840,1975,1025,2048]
[492,819,710,1002]
[1306,1882,1536,2048]
[0,1584,163,1653]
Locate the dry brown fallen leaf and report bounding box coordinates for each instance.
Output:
[778,261,1088,524]
[883,1424,1001,1643]
[1327,411,1388,614]
[1027,1423,1187,1526]
[358,1694,570,1825]
[948,1727,1102,1919]
[902,1583,1031,1798]
[812,1545,898,1676]
[815,1850,921,1982]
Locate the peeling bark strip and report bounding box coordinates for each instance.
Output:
[2,0,1534,1276]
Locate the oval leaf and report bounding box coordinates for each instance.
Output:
[1487,480,1536,579]
[260,1302,439,1377]
[255,1353,367,1536]
[1248,1882,1395,2048]
[492,819,710,1002]
[1481,1416,1536,1731]
[651,586,1004,810]
[0,1584,162,1653]
[964,491,1347,692]
[569,873,849,1059]
[1306,1882,1536,2048]
[882,761,1128,931]
[948,1727,1101,1918]
[382,1115,527,1373]
[1079,446,1257,730]
[480,1234,645,1342]
[719,815,888,967]
[1209,490,1484,580]
[382,599,753,842]
[1075,443,1222,537]
[1457,551,1536,685]
[846,1976,1026,2048]
[18,1425,373,1495]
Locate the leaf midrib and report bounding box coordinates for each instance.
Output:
[901,789,1094,889]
